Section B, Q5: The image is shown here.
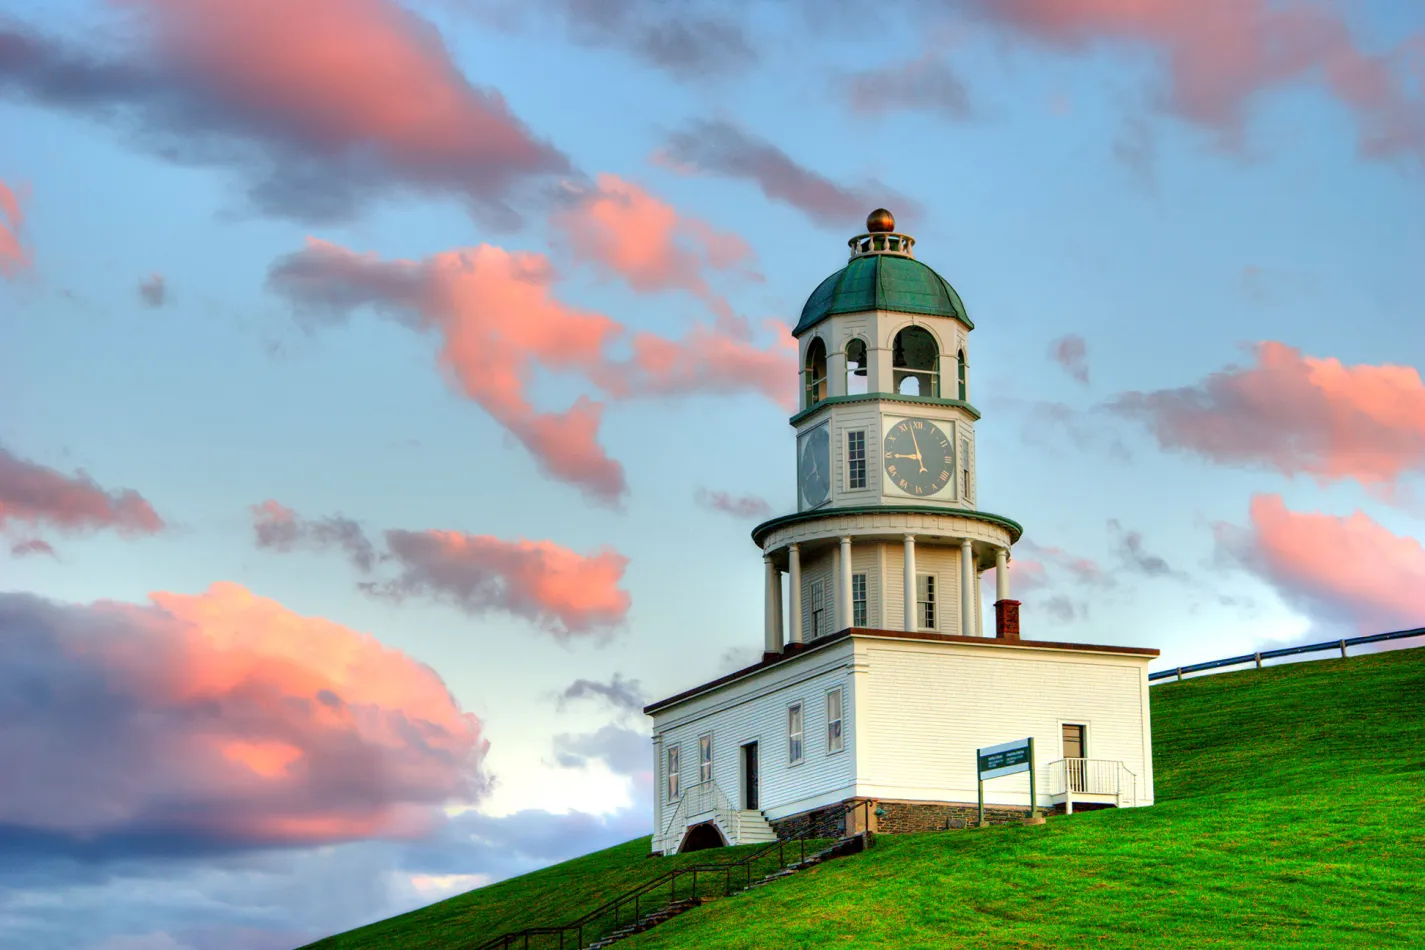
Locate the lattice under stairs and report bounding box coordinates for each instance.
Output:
[582,834,868,950]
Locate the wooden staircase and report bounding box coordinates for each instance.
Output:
[581,834,868,950]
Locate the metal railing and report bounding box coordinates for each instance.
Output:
[655,780,743,854]
[471,800,873,950]
[1047,758,1137,809]
[1149,626,1425,684]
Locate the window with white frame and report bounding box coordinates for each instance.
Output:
[810,579,825,638]
[846,430,866,489]
[852,573,867,627]
[917,573,936,629]
[666,744,681,801]
[827,688,844,754]
[698,734,712,784]
[788,703,804,765]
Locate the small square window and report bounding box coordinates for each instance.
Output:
[698,735,712,785]
[827,689,844,754]
[788,703,804,765]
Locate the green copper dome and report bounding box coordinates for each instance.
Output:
[794,253,971,336]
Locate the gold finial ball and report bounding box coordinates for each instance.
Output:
[866,208,895,233]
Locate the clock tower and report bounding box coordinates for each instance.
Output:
[752,210,1023,656]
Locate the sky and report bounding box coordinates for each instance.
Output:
[1,0,1423,947]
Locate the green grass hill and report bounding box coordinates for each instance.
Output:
[304,648,1425,950]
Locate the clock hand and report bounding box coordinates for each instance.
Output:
[908,429,928,473]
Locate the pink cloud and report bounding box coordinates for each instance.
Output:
[0,582,488,851]
[1017,537,1114,588]
[267,237,796,501]
[0,445,164,536]
[250,502,632,638]
[1218,494,1425,634]
[138,272,167,307]
[0,179,29,277]
[10,538,57,558]
[965,0,1425,164]
[597,319,798,410]
[0,0,568,224]
[654,119,923,229]
[369,530,632,638]
[694,489,772,520]
[551,173,758,320]
[267,239,626,502]
[1049,334,1090,384]
[1111,341,1425,500]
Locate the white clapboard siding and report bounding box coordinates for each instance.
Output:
[857,640,1153,807]
[880,541,964,636]
[651,640,857,824]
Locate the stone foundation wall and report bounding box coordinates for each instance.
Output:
[768,800,863,840]
[770,797,1059,839]
[872,798,1032,833]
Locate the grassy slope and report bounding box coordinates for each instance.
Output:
[298,838,764,949]
[625,649,1425,949]
[306,648,1425,950]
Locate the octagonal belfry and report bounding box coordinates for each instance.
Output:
[753,210,1023,656]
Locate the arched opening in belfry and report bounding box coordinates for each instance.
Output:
[892,326,938,397]
[679,822,728,853]
[845,338,868,396]
[957,348,967,400]
[805,337,828,408]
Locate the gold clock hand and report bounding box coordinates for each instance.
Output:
[908,429,928,473]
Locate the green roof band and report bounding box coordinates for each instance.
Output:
[795,254,973,336]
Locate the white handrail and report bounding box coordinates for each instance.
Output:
[657,780,742,853]
[1048,758,1140,807]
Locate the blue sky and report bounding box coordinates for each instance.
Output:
[2,1,1423,947]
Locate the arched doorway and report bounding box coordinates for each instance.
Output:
[678,821,728,853]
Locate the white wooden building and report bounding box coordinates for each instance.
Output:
[645,211,1159,854]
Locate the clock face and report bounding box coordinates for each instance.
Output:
[798,426,831,508]
[883,417,953,497]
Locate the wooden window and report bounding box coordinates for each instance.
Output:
[666,744,681,801]
[852,573,867,627]
[826,689,844,754]
[810,579,825,638]
[917,573,936,629]
[846,430,866,489]
[788,703,804,765]
[698,734,712,784]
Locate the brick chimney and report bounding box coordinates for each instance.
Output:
[994,599,1021,641]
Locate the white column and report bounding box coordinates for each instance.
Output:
[764,555,782,655]
[788,544,803,645]
[996,548,1009,602]
[961,538,976,637]
[839,537,854,629]
[903,534,917,632]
